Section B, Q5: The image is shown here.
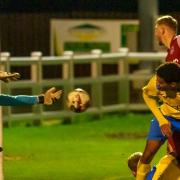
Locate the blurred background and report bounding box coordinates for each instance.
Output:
[0,0,180,56]
[1,0,179,120]
[0,1,179,179]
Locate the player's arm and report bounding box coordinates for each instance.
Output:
[0,87,62,106]
[143,91,169,126]
[143,76,171,137]
[143,91,172,137]
[41,87,62,105]
[0,94,39,106]
[0,71,20,83]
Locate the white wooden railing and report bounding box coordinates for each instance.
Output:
[0,49,166,124]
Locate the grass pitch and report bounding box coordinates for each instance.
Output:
[4,113,166,180]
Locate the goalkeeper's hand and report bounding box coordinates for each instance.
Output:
[0,71,21,83]
[43,87,62,105]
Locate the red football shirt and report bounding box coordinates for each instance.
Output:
[166,35,180,64]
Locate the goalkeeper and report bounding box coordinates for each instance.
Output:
[0,71,62,106]
[136,62,180,180]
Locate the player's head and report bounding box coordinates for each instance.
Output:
[127,152,142,177]
[155,15,177,46]
[156,62,180,91]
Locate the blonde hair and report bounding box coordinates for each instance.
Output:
[127,152,142,171]
[156,15,177,33]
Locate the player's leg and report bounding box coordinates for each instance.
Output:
[136,117,166,180]
[152,117,180,179]
[172,131,180,161]
[136,140,163,180]
[167,117,180,161]
[141,140,164,164]
[141,117,166,163]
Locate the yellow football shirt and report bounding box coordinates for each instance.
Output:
[143,75,180,126]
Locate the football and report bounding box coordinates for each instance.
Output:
[67,88,90,113]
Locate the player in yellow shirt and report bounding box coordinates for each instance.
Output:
[136,62,180,180]
[128,152,180,180]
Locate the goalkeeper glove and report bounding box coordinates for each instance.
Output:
[38,87,62,105]
[0,71,20,83]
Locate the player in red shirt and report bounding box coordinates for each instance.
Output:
[155,15,180,64]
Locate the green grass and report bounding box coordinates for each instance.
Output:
[3,113,166,180]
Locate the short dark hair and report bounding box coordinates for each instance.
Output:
[156,62,180,83]
[156,15,177,33]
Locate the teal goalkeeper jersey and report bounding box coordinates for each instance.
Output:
[0,94,38,106]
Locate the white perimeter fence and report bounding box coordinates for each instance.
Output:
[0,49,166,125]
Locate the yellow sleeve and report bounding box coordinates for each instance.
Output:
[136,161,151,180]
[142,75,157,97]
[142,76,169,126]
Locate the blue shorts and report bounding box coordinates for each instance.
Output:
[147,116,180,141]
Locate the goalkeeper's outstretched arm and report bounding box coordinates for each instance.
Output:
[0,87,62,106]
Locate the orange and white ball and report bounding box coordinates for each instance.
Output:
[67,88,90,113]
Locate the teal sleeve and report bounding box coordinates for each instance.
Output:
[0,94,38,106]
